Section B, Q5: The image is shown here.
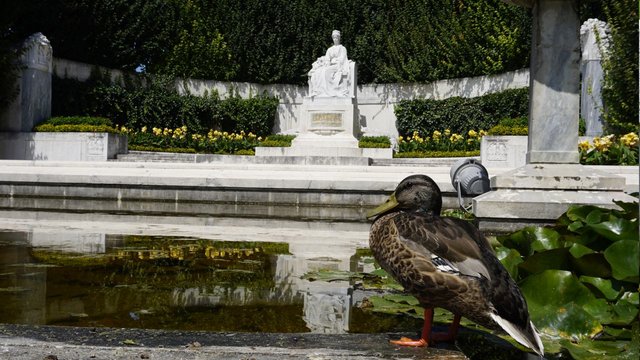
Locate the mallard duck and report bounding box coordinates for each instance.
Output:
[367,174,543,356]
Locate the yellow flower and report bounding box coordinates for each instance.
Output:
[450,134,463,143]
[432,130,441,140]
[444,129,451,136]
[468,129,477,138]
[578,140,592,152]
[152,127,162,136]
[181,125,188,133]
[120,126,128,133]
[141,126,147,133]
[593,136,613,152]
[620,132,639,147]
[479,130,488,137]
[163,128,172,136]
[398,136,404,142]
[467,138,475,145]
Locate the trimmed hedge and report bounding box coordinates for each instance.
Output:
[53,71,279,137]
[394,88,529,137]
[258,134,295,147]
[34,116,117,133]
[359,136,391,148]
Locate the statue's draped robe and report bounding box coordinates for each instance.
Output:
[308,45,350,97]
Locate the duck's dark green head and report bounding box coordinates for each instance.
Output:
[366,174,442,220]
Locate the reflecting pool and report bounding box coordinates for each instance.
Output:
[0,229,421,334]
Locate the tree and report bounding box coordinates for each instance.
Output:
[601,0,639,134]
[157,1,237,80]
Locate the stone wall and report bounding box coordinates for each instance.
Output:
[53,57,530,138]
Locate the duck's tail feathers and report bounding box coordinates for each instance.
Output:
[490,313,544,357]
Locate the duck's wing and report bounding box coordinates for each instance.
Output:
[393,214,493,281]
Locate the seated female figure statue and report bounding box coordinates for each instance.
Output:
[308,30,352,97]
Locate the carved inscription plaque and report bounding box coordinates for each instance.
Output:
[486,139,508,161]
[311,113,342,128]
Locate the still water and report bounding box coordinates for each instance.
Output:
[0,229,421,334]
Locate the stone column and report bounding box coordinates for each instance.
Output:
[0,33,52,132]
[580,19,610,136]
[527,0,580,164]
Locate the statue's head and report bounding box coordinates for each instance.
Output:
[331,30,341,44]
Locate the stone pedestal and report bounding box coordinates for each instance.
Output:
[0,33,52,132]
[475,1,637,232]
[289,96,359,156]
[474,164,637,232]
[527,0,580,164]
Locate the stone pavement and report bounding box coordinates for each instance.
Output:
[0,324,468,360]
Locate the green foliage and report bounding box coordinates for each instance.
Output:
[42,116,113,127]
[359,136,391,148]
[367,0,530,83]
[11,0,530,84]
[579,133,639,165]
[601,0,639,134]
[395,88,528,136]
[496,201,639,357]
[158,1,237,80]
[34,124,117,133]
[258,134,295,147]
[488,118,529,135]
[218,92,279,137]
[33,116,116,133]
[53,70,278,137]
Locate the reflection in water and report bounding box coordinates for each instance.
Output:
[0,230,409,334]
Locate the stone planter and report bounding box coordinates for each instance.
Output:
[0,132,128,161]
[481,135,593,168]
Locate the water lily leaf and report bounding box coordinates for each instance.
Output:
[588,218,639,242]
[382,293,419,306]
[582,298,615,324]
[604,327,633,339]
[568,220,584,232]
[620,291,639,305]
[569,243,594,258]
[498,227,536,256]
[570,253,612,278]
[611,299,639,326]
[603,240,640,280]
[520,270,602,338]
[366,295,422,318]
[613,200,639,220]
[559,338,630,360]
[579,276,620,300]
[519,248,570,275]
[495,246,522,279]
[585,209,605,224]
[301,269,366,282]
[530,227,563,252]
[567,205,604,222]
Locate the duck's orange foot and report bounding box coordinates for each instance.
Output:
[389,337,428,347]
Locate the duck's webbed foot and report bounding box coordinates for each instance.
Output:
[389,336,428,347]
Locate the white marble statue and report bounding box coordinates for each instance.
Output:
[308,30,353,97]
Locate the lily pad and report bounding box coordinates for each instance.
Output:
[520,270,602,338]
[365,295,422,318]
[495,246,522,279]
[588,217,639,242]
[560,338,633,360]
[518,248,570,275]
[603,240,639,280]
[579,276,620,300]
